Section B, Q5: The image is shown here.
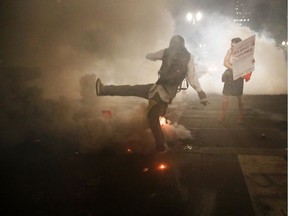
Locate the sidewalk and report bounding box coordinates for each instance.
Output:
[168,93,287,216]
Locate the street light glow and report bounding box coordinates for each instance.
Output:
[186,11,202,24]
[186,12,192,22]
[281,41,287,46]
[196,11,202,21]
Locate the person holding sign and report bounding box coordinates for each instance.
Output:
[219,37,255,124]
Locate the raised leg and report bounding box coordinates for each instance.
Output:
[96,78,153,99]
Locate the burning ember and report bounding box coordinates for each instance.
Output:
[157,163,168,171]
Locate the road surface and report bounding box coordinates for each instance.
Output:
[1,94,286,215]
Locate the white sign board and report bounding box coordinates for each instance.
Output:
[232,35,255,80]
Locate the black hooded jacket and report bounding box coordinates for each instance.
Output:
[156,46,190,86]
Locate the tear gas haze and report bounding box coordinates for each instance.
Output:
[0,0,286,98]
[0,0,286,151]
[0,0,174,98]
[178,13,287,95]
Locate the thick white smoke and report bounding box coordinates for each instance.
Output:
[177,13,287,95]
[2,1,285,98]
[1,1,286,152]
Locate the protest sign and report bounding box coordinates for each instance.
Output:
[232,35,255,80]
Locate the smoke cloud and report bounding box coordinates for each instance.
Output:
[0,0,174,98]
[0,1,286,152]
[175,12,287,95]
[0,67,193,153]
[1,0,286,97]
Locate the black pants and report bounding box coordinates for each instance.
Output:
[102,84,167,149]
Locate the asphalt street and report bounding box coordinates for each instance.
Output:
[1,94,287,216]
[171,94,287,216]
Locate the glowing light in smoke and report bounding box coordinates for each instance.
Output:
[159,117,166,126]
[196,12,202,21]
[157,163,167,170]
[159,116,171,127]
[186,11,202,24]
[186,12,192,22]
[208,65,218,72]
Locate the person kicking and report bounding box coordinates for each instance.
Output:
[96,35,208,154]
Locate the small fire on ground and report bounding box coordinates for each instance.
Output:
[157,163,168,171]
[159,116,171,127]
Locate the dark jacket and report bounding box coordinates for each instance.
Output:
[156,47,190,86]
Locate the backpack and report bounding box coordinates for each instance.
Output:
[156,47,190,87]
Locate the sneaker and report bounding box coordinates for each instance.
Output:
[95,78,103,96]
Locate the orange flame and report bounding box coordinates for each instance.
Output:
[159,116,170,126]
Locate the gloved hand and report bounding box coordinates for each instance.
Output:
[197,91,208,106]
